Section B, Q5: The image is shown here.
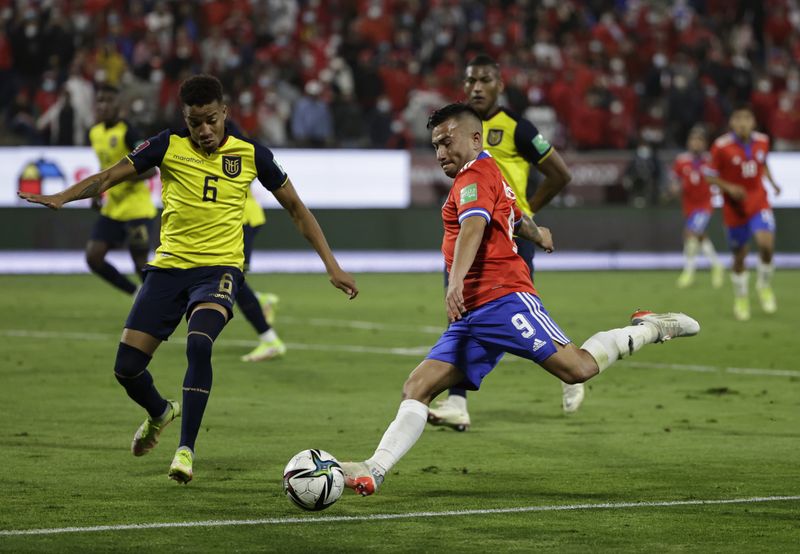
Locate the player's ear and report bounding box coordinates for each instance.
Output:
[222,104,228,120]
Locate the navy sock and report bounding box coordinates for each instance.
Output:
[114,343,167,418]
[180,309,227,451]
[449,388,467,398]
[92,261,137,294]
[236,281,270,335]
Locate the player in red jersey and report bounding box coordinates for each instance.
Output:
[670,126,724,289]
[704,105,782,321]
[339,104,700,497]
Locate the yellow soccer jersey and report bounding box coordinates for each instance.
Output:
[482,108,553,216]
[242,188,266,227]
[88,120,156,221]
[127,127,288,270]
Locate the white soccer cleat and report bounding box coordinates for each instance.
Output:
[340,461,383,496]
[756,286,777,314]
[561,382,585,413]
[630,310,700,342]
[427,397,471,432]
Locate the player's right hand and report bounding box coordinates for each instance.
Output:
[17,191,64,210]
[535,226,554,253]
[445,281,466,322]
[329,268,359,299]
[725,185,746,201]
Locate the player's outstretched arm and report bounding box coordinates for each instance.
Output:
[272,178,358,299]
[446,216,487,322]
[17,158,138,210]
[528,150,571,214]
[516,215,554,253]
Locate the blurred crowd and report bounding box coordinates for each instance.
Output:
[2,0,800,151]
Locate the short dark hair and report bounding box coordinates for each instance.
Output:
[179,74,224,107]
[427,102,482,130]
[730,103,754,116]
[466,54,499,70]
[96,83,119,95]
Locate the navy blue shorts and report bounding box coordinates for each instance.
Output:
[726,209,776,250]
[90,215,154,250]
[242,224,261,272]
[125,266,244,340]
[426,292,570,391]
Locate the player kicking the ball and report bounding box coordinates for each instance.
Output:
[341,103,699,496]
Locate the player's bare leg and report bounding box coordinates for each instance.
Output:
[699,234,725,288]
[753,230,776,314]
[730,245,751,321]
[677,231,700,288]
[342,359,462,496]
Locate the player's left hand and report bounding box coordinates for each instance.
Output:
[772,183,782,196]
[329,269,359,299]
[535,226,554,253]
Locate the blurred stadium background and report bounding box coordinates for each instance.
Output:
[1,0,799,269]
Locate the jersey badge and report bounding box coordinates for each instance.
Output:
[460,183,478,205]
[532,134,551,155]
[109,136,118,148]
[223,155,242,178]
[487,129,504,146]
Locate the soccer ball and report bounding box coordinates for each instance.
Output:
[282,449,345,511]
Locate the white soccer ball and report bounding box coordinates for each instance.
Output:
[282,449,345,511]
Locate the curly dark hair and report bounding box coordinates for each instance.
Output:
[179,74,224,107]
[426,102,482,130]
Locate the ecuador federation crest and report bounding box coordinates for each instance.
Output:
[486,128,504,146]
[222,155,241,178]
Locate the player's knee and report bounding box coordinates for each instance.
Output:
[560,355,598,385]
[86,250,105,271]
[185,309,227,360]
[114,342,152,381]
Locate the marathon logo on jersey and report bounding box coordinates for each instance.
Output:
[487,129,504,146]
[532,134,551,155]
[222,155,241,178]
[460,183,478,205]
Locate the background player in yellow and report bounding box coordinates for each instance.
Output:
[86,84,156,295]
[237,188,285,362]
[19,74,358,484]
[428,54,577,431]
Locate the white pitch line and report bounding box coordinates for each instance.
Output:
[1,328,797,378]
[1,495,797,537]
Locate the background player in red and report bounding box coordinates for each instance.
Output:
[670,126,724,289]
[340,103,700,497]
[705,105,782,321]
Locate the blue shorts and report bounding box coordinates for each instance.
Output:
[726,209,776,250]
[242,224,261,272]
[125,266,243,340]
[426,292,570,390]
[685,209,711,235]
[90,215,154,250]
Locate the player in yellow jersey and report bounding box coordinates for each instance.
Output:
[428,55,578,431]
[86,84,157,294]
[237,189,286,362]
[19,75,358,484]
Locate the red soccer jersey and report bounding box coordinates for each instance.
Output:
[706,132,771,227]
[441,151,536,311]
[672,152,713,216]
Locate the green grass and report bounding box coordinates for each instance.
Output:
[0,270,798,552]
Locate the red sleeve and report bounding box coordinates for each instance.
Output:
[453,166,497,226]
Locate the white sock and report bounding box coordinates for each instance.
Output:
[367,399,428,475]
[730,271,749,297]
[683,236,699,272]
[756,262,774,289]
[700,238,720,266]
[580,324,658,373]
[446,394,467,411]
[259,329,278,342]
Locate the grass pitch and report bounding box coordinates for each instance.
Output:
[0,270,798,552]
